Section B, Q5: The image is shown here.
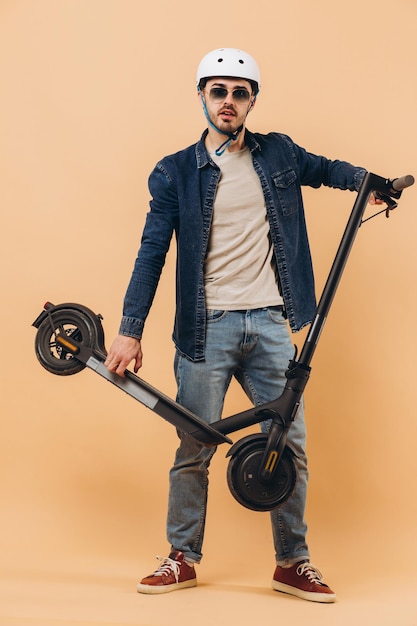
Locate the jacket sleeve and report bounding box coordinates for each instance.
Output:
[119,160,179,339]
[281,134,367,192]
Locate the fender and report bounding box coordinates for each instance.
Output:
[225,432,297,459]
[32,301,106,354]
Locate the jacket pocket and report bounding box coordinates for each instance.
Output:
[272,168,299,216]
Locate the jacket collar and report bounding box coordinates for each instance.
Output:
[195,128,261,169]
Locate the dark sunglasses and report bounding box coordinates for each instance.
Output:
[207,87,252,103]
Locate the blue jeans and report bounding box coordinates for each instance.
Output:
[168,307,310,566]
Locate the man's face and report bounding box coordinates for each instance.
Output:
[201,77,255,135]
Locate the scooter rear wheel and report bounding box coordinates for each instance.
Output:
[226,434,296,511]
[34,307,96,376]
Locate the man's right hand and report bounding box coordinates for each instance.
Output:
[104,335,143,377]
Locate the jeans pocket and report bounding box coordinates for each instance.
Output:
[206,309,227,322]
[267,306,286,324]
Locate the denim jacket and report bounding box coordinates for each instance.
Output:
[120,129,366,361]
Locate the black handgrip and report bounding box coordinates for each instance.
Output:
[391,175,414,192]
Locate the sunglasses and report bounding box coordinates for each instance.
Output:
[206,86,252,103]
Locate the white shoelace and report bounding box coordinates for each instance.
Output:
[152,556,181,582]
[296,562,325,585]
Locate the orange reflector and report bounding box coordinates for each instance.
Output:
[56,335,79,354]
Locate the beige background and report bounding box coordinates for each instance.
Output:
[1,1,416,624]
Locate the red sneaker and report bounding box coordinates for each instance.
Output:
[272,561,336,603]
[137,550,197,594]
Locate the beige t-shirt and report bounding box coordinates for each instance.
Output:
[204,146,283,309]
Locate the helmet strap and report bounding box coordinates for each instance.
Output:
[213,132,242,157]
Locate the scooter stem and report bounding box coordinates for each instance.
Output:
[299,172,399,367]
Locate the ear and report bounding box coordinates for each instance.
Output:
[247,96,257,113]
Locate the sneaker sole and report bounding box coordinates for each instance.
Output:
[137,579,197,594]
[272,580,336,603]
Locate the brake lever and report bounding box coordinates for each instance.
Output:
[374,191,398,212]
[361,192,398,225]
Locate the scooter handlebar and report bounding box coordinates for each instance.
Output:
[391,175,414,192]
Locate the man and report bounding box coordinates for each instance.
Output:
[105,48,378,602]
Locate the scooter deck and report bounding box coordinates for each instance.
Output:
[57,332,306,446]
[84,351,232,446]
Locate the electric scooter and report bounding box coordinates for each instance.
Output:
[32,172,414,512]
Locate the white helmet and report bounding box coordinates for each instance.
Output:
[196,48,260,94]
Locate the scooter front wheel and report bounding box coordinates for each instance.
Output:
[226,434,296,511]
[34,307,97,376]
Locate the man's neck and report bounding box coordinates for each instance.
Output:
[205,128,246,154]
